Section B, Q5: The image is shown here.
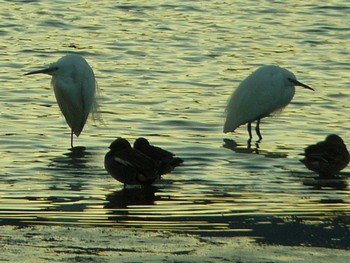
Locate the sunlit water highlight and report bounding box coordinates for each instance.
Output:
[1,0,350,248]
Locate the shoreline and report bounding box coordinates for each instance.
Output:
[1,225,349,262]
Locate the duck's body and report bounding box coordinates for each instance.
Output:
[301,134,349,179]
[105,138,159,187]
[134,137,183,175]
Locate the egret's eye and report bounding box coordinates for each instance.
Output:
[287,77,298,85]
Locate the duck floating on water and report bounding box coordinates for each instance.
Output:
[104,138,159,188]
[301,134,349,179]
[134,137,184,175]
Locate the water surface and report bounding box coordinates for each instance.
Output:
[1,0,350,249]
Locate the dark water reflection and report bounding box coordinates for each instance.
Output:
[105,186,159,209]
[237,215,350,249]
[49,146,90,170]
[47,147,95,192]
[223,138,288,158]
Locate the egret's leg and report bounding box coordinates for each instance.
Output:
[256,119,262,141]
[70,130,74,148]
[247,139,252,149]
[247,122,253,148]
[247,122,253,140]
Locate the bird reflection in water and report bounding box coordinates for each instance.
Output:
[223,138,288,158]
[104,186,159,209]
[223,138,258,153]
[49,146,91,170]
[47,146,96,192]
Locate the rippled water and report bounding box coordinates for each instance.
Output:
[1,1,350,248]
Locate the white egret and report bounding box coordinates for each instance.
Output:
[134,137,183,175]
[104,138,159,188]
[223,65,314,141]
[301,134,349,179]
[25,54,98,148]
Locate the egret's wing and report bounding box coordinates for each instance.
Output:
[80,66,97,122]
[52,76,84,136]
[224,74,269,132]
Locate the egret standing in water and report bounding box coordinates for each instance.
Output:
[223,65,314,142]
[25,54,98,148]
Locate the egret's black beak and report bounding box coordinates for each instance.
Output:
[24,67,58,76]
[288,78,314,91]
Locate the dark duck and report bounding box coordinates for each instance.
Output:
[301,134,349,179]
[134,137,183,175]
[105,138,159,187]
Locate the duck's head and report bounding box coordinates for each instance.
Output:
[108,138,132,151]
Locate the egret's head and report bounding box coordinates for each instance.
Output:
[276,67,313,91]
[24,54,88,77]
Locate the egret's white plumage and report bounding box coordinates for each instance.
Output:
[223,65,313,141]
[25,54,98,148]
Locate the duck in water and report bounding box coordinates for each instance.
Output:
[134,137,183,175]
[105,138,159,188]
[301,134,349,179]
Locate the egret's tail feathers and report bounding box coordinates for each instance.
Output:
[72,122,84,137]
[223,118,240,133]
[89,81,104,126]
[91,99,103,124]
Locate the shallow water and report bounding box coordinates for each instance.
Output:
[1,1,350,249]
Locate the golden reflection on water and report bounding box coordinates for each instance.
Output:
[0,0,349,247]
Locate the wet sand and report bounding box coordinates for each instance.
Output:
[1,225,349,262]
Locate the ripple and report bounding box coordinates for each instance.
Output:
[0,0,350,249]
